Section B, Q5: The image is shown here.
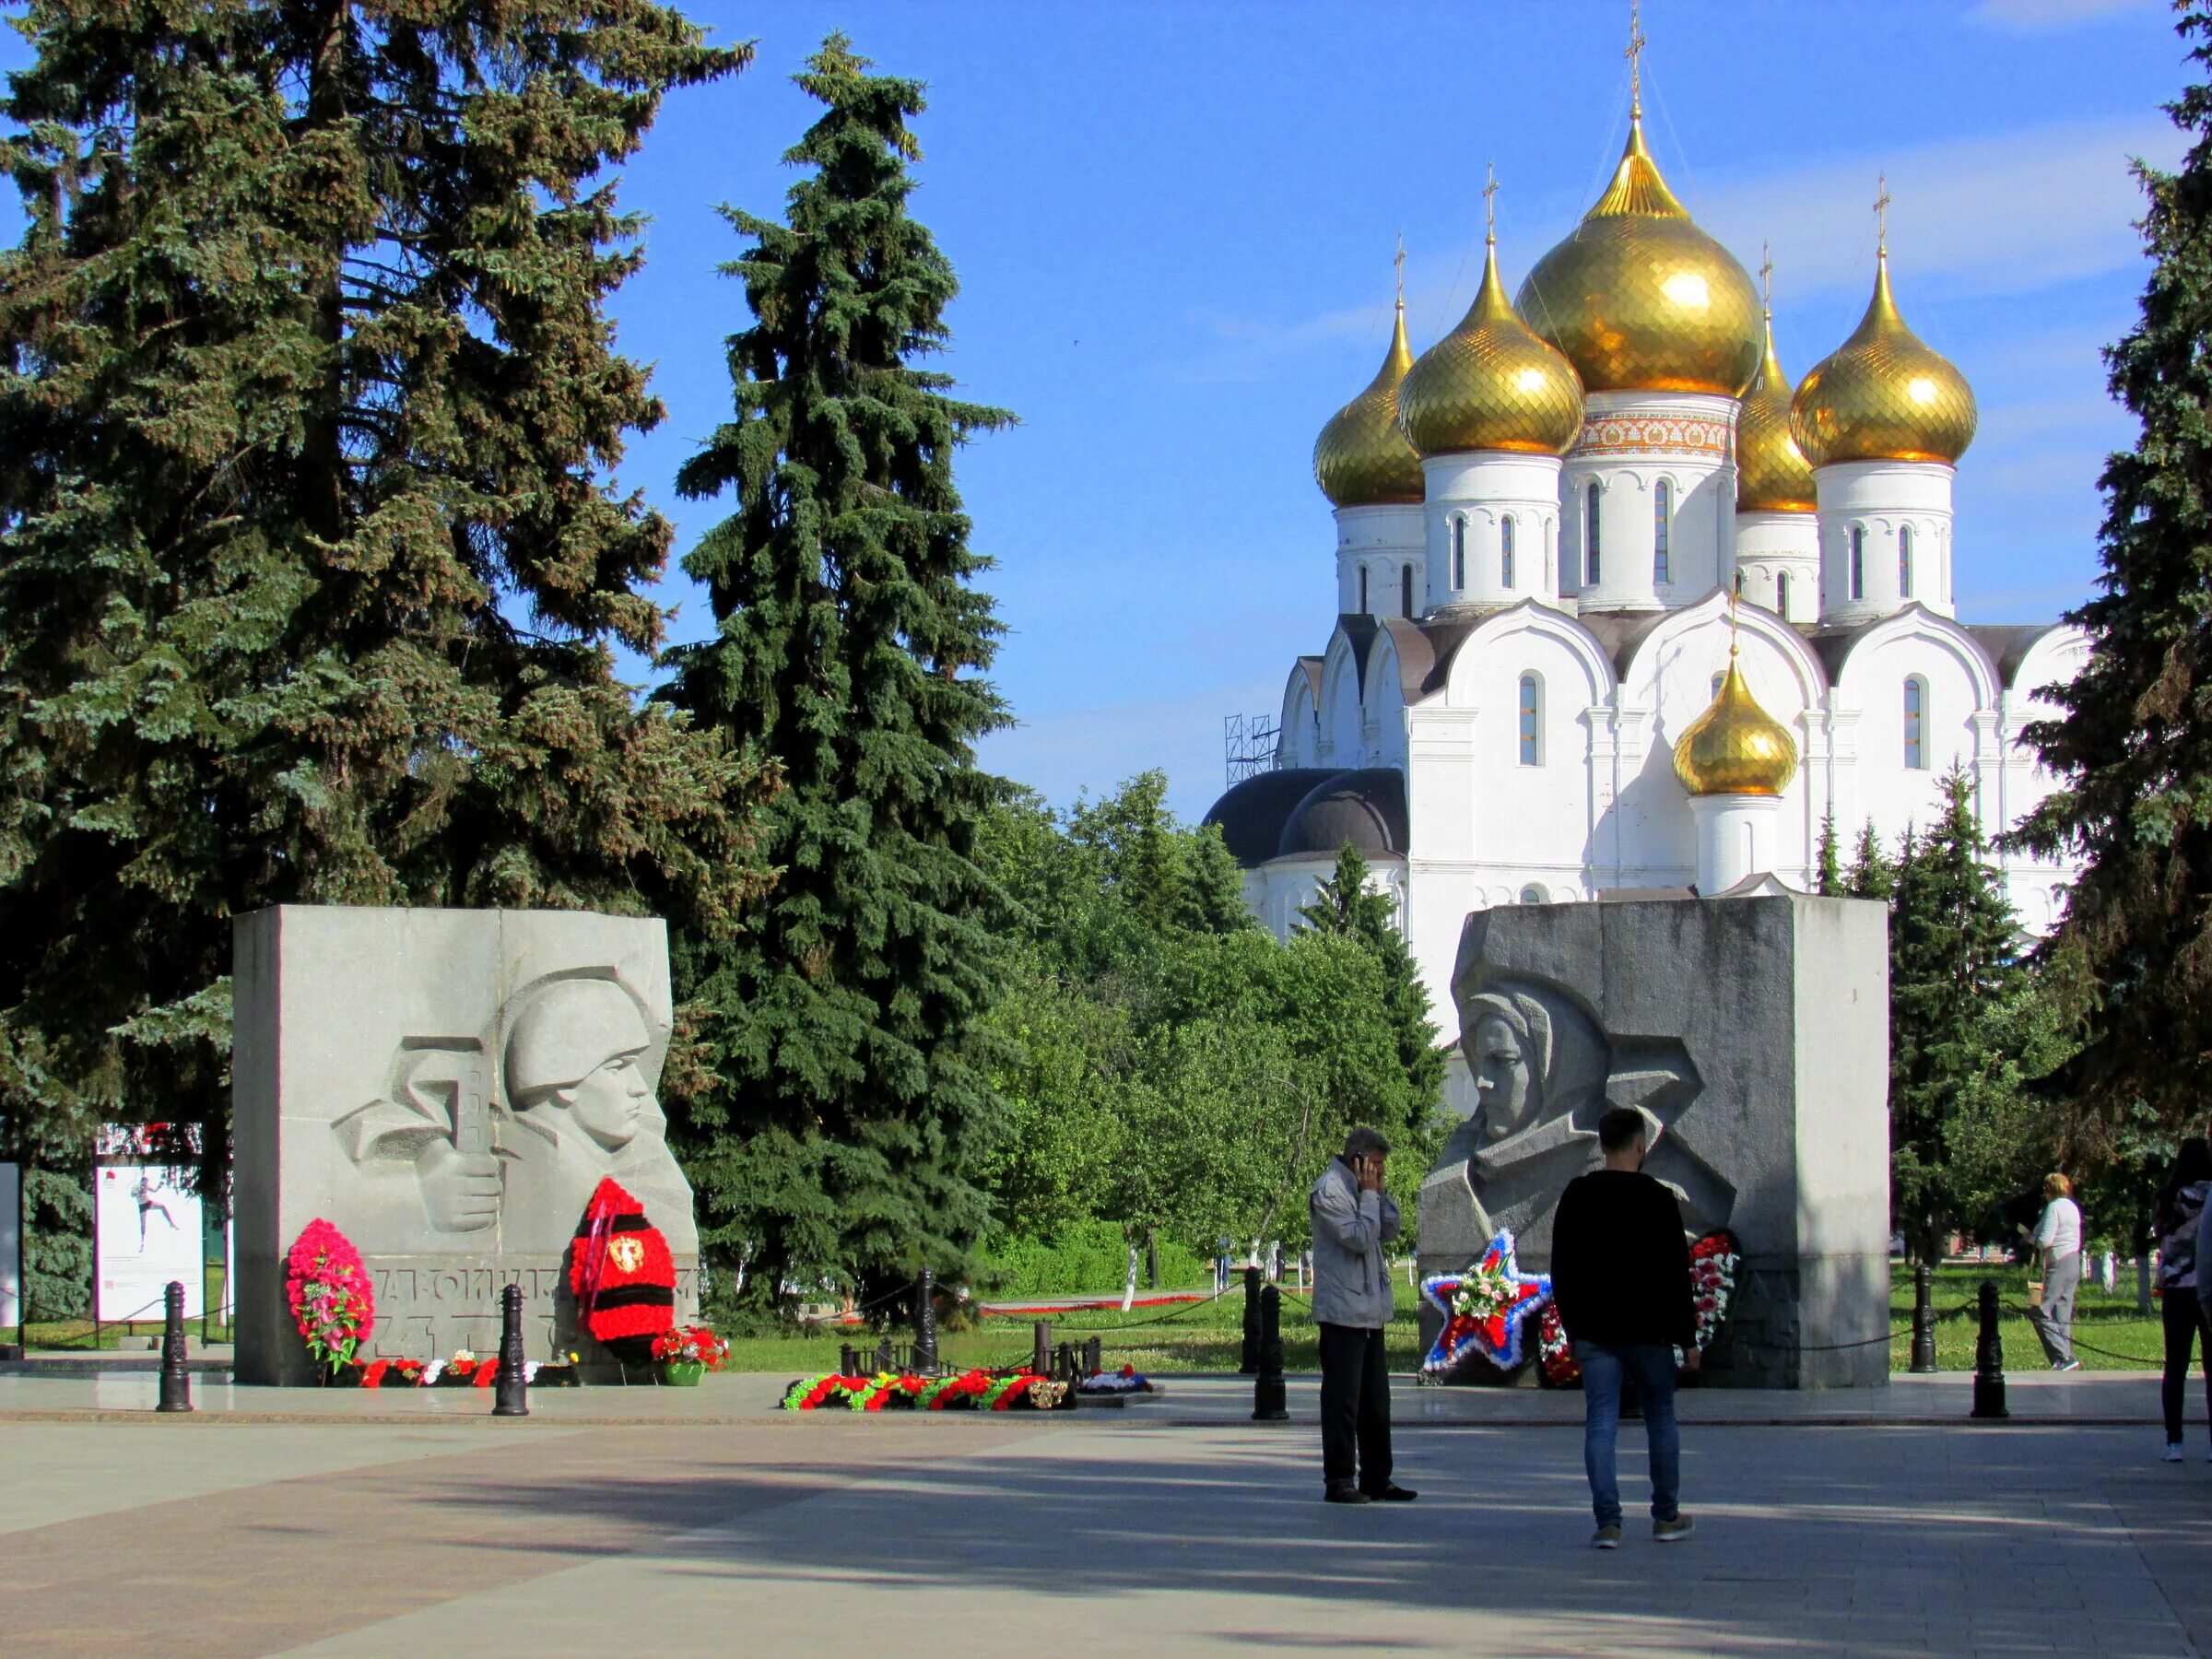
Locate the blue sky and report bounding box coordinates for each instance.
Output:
[6,0,2194,820]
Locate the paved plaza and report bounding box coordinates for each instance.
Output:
[3,1371,2207,1656]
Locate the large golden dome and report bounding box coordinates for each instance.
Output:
[1396,241,1584,458]
[1674,646,1799,797]
[1313,298,1425,506]
[1735,312,1816,512]
[1790,254,1977,467]
[1516,116,1762,398]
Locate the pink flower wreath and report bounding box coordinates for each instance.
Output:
[286,1218,374,1375]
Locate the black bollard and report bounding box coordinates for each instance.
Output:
[1031,1320,1052,1377]
[913,1265,938,1374]
[840,1341,861,1378]
[1083,1335,1102,1375]
[1240,1265,1262,1375]
[1054,1341,1077,1382]
[1970,1277,2008,1419]
[1909,1263,1938,1374]
[493,1283,530,1417]
[157,1280,193,1414]
[1252,1284,1289,1421]
[874,1335,896,1374]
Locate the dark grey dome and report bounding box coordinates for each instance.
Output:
[1202,768,1342,868]
[1277,767,1407,860]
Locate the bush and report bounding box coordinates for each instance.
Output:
[977,1219,1208,1298]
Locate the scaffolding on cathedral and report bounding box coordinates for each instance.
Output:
[1223,713,1279,789]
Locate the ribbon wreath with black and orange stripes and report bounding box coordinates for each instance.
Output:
[569,1177,677,1347]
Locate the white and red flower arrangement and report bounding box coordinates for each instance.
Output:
[1076,1363,1159,1396]
[286,1218,375,1376]
[651,1324,731,1371]
[781,1368,1070,1412]
[1535,1228,1741,1387]
[1420,1230,1552,1375]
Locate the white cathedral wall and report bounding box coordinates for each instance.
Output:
[1419,453,1565,609]
[1992,628,2093,934]
[1815,459,1958,626]
[1334,502,1426,618]
[1829,626,1991,841]
[1733,510,1820,623]
[1560,393,1739,611]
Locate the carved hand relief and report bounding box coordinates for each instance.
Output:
[331,969,698,1257]
[1424,964,1734,1265]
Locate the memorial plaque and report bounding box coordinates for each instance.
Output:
[233,906,700,1383]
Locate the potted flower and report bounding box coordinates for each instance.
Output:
[649,1324,729,1386]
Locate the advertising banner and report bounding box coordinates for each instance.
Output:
[95,1127,204,1322]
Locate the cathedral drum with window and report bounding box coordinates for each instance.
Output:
[1206,67,2088,1118]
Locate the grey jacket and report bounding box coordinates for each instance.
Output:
[1309,1157,1402,1329]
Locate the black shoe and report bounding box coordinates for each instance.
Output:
[1324,1483,1371,1504]
[1364,1484,1418,1502]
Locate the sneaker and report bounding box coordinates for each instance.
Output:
[1590,1525,1621,1549]
[1653,1514,1696,1543]
[2161,1441,2184,1464]
[2054,1359,2081,1372]
[1324,1483,1371,1504]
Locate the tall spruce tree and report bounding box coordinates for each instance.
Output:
[0,1,766,1179]
[2011,2,2212,1137]
[1297,843,1446,1112]
[663,37,1013,1312]
[1888,771,2030,1262]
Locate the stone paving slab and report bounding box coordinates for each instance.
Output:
[4,1414,2201,1658]
[0,1367,2202,1428]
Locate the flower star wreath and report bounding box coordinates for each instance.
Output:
[1419,1229,1551,1375]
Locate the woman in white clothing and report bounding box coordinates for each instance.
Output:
[2028,1172,2083,1371]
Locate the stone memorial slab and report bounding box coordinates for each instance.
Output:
[234,906,699,1383]
[1418,891,1890,1387]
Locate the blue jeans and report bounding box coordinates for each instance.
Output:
[1577,1341,1681,1529]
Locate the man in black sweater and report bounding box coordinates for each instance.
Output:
[1552,1106,1698,1549]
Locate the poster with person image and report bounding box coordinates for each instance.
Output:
[95,1129,204,1322]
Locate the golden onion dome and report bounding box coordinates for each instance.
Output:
[1735,312,1816,512]
[1515,115,1762,397]
[1396,240,1584,458]
[1790,254,1977,467]
[1312,299,1424,507]
[1673,645,1799,797]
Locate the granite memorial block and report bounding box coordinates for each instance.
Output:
[234,905,700,1384]
[1418,891,1890,1387]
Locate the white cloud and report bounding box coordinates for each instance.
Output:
[1697,115,2180,301]
[1971,0,2161,32]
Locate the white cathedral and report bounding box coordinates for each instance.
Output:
[1203,79,2089,1069]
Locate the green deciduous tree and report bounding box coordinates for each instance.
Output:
[2010,3,2212,1146]
[0,0,767,1182]
[661,37,1012,1312]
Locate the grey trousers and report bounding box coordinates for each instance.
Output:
[2033,1252,2080,1366]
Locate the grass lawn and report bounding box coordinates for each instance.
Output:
[715,1259,2171,1378]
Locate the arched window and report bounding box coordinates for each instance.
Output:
[1500,515,1516,589]
[1401,563,1415,618]
[1850,525,1866,600]
[1451,517,1467,591]
[1776,571,1792,617]
[1359,565,1370,614]
[1903,677,1926,770]
[1899,524,1914,599]
[1584,481,1602,585]
[1519,884,1548,904]
[1653,479,1672,584]
[1517,674,1542,766]
[1712,671,1724,699]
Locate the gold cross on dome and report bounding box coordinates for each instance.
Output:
[1394,233,1406,305]
[1483,162,1500,245]
[1874,171,1892,257]
[1759,241,1773,314]
[1627,0,1646,115]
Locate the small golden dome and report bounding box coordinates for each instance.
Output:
[1515,116,1762,398]
[1790,255,1977,467]
[1735,313,1816,512]
[1673,647,1799,797]
[1396,241,1584,459]
[1313,300,1424,507]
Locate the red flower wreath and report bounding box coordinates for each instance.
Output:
[569,1178,677,1348]
[286,1218,374,1374]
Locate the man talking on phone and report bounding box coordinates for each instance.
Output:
[1309,1126,1415,1504]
